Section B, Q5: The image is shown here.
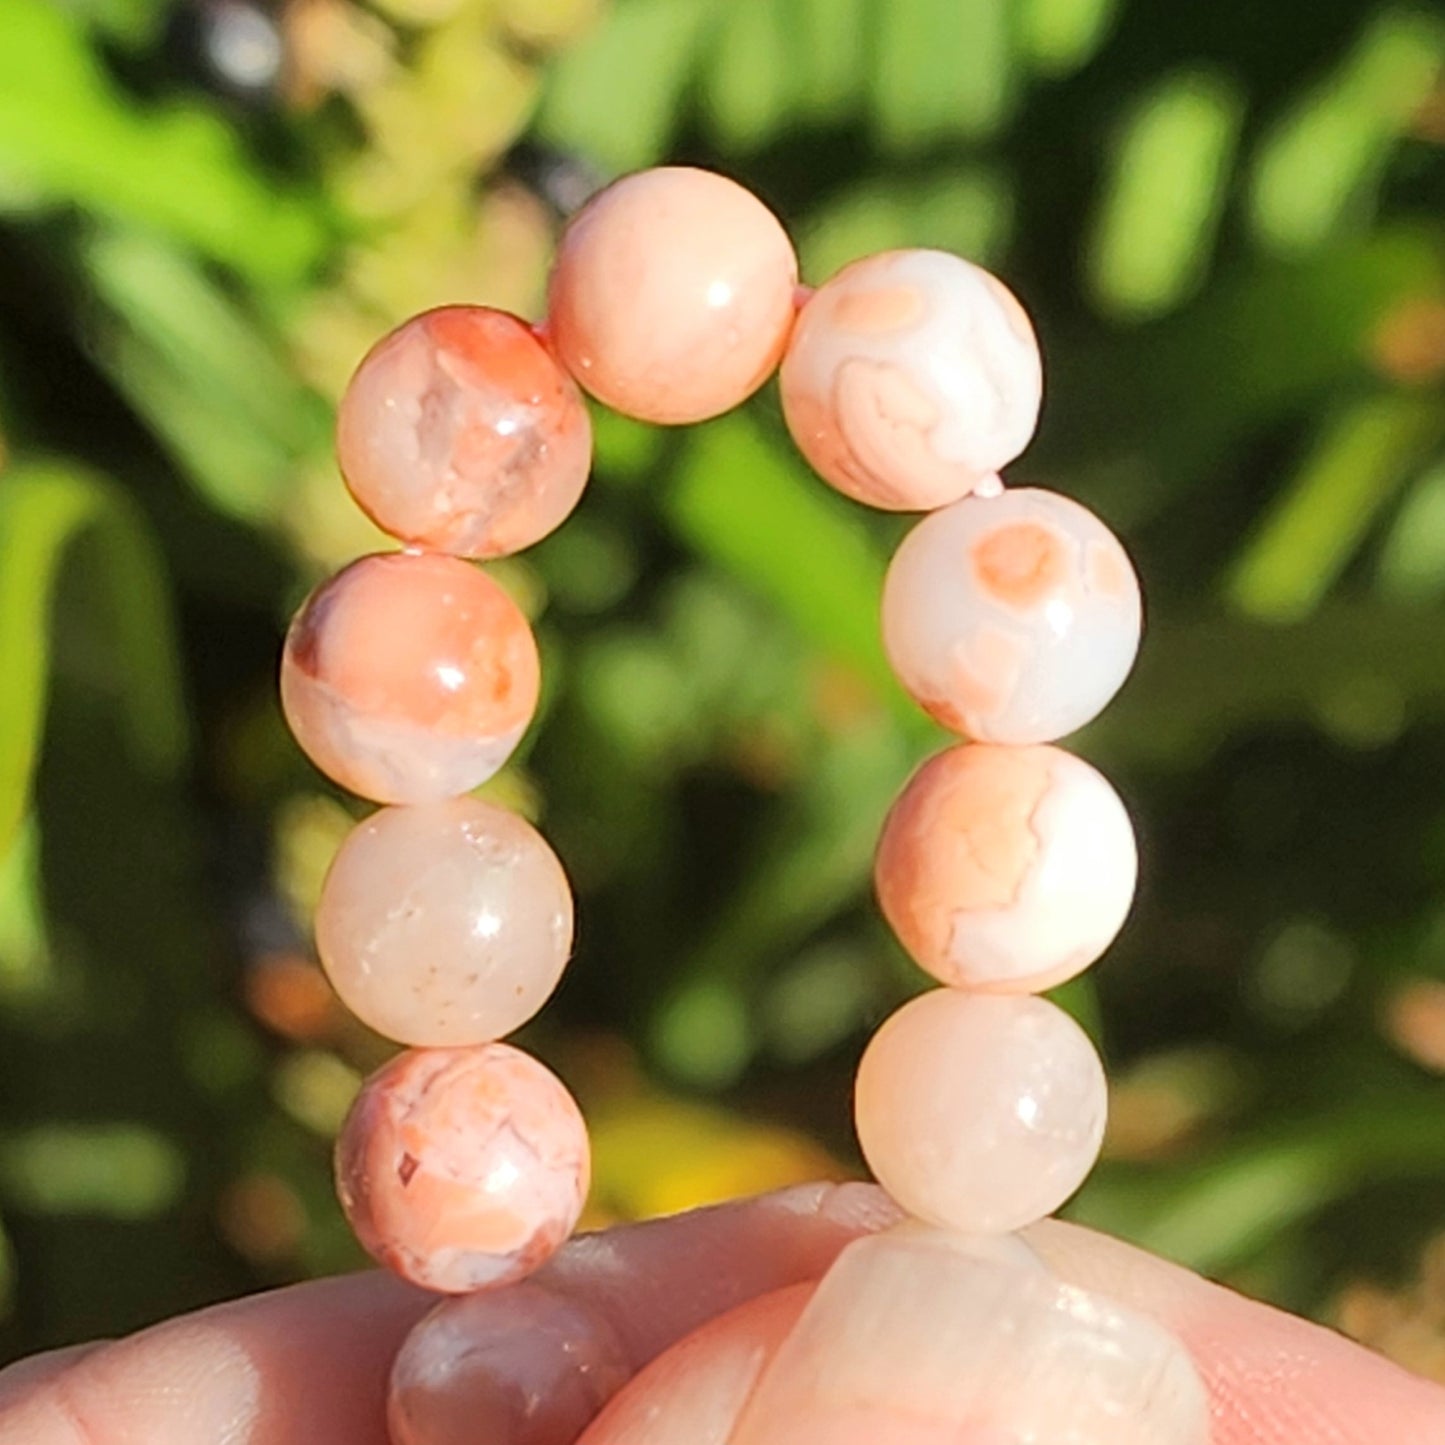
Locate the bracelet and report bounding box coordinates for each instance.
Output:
[278,164,1205,1436]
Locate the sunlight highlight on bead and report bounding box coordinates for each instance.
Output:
[854,990,1107,1234]
[336,1045,589,1293]
[781,249,1042,510]
[337,306,592,558]
[280,552,539,804]
[881,487,1141,743]
[875,743,1136,992]
[316,798,574,1047]
[546,166,798,424]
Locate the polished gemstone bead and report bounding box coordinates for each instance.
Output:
[882,487,1141,743]
[546,166,798,424]
[854,990,1106,1234]
[336,307,592,559]
[316,798,573,1047]
[780,249,1042,510]
[280,552,539,804]
[875,744,1136,993]
[336,1044,589,1293]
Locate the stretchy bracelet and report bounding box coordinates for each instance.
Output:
[279,165,1210,1441]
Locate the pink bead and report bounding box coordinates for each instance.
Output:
[315,798,573,1047]
[875,744,1136,993]
[780,249,1042,510]
[854,990,1106,1234]
[336,1044,589,1293]
[336,307,592,559]
[280,552,540,804]
[546,167,798,424]
[882,487,1142,743]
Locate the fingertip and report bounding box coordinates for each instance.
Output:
[1028,1218,1445,1445]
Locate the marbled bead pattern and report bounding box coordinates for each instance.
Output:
[546,166,799,424]
[337,307,592,559]
[280,552,539,804]
[780,249,1042,510]
[882,487,1142,744]
[316,798,574,1047]
[875,744,1136,993]
[854,990,1107,1235]
[336,1045,589,1294]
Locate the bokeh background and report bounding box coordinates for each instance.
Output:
[2,0,1445,1377]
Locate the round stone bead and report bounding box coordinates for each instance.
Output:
[854,990,1107,1235]
[780,249,1042,510]
[545,166,798,424]
[280,552,540,804]
[315,798,574,1047]
[336,306,592,559]
[336,1044,590,1293]
[875,744,1136,993]
[882,487,1142,744]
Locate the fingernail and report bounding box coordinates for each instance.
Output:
[390,1284,631,1445]
[728,1226,1208,1445]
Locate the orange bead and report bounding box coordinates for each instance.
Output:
[280,552,539,804]
[336,1045,589,1293]
[337,307,592,558]
[546,167,798,424]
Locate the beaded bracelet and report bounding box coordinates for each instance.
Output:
[279,165,1203,1432]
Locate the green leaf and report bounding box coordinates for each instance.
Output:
[1250,8,1445,254]
[1090,602,1445,765]
[0,816,50,1003]
[1019,0,1120,77]
[1378,460,1445,601]
[68,0,165,47]
[0,0,324,284]
[0,1123,184,1219]
[81,232,325,524]
[788,0,868,123]
[536,0,713,172]
[1078,1098,1445,1274]
[870,0,1017,148]
[648,719,912,1086]
[1041,229,1445,498]
[799,170,1015,281]
[0,461,188,855]
[1086,68,1245,320]
[665,414,895,699]
[700,0,793,150]
[1226,393,1445,623]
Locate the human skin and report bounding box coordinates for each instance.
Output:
[2,1183,1444,1445]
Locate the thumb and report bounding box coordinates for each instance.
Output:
[584,1223,1207,1445]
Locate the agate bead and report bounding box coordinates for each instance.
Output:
[780,249,1042,510]
[316,798,574,1047]
[881,487,1141,743]
[336,1044,589,1293]
[280,552,540,804]
[546,167,798,424]
[854,991,1106,1234]
[875,744,1136,993]
[337,306,592,559]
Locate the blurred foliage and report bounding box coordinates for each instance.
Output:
[0,0,1444,1381]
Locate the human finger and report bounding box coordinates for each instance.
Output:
[0,1270,429,1445]
[388,1180,894,1445]
[581,1212,1445,1445]
[1031,1218,1445,1445]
